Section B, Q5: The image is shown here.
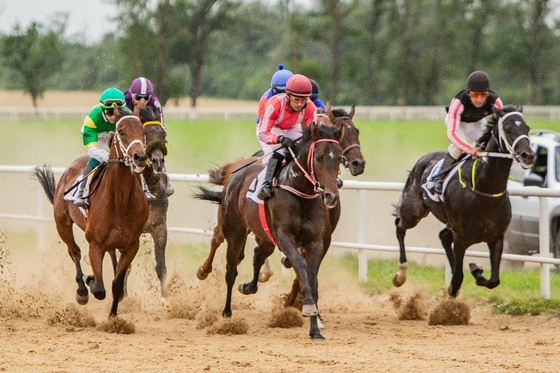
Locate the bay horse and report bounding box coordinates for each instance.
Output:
[34,110,149,318]
[195,104,365,287]
[195,117,343,342]
[393,105,536,298]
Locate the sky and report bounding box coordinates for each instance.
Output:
[0,0,118,44]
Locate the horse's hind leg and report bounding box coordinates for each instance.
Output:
[448,242,467,297]
[222,231,248,318]
[197,223,225,280]
[56,221,89,305]
[151,226,168,300]
[239,242,275,295]
[258,257,274,283]
[439,227,454,271]
[469,239,502,290]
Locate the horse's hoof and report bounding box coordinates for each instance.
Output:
[258,271,273,283]
[196,267,209,281]
[392,274,406,287]
[312,334,326,343]
[76,292,89,305]
[302,303,318,317]
[281,256,292,269]
[238,283,257,295]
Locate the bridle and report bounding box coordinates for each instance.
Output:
[277,138,340,199]
[479,111,530,163]
[333,115,360,169]
[112,115,145,167]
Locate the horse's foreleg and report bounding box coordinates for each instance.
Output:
[69,242,88,305]
[239,243,274,295]
[86,242,106,301]
[439,227,454,272]
[222,232,246,318]
[469,240,502,289]
[309,315,325,343]
[197,224,224,280]
[448,242,467,297]
[393,218,409,287]
[152,227,168,300]
[109,241,140,318]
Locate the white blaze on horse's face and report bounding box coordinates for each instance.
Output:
[328,150,335,159]
[515,120,522,126]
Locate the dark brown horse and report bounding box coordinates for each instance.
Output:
[393,106,536,298]
[34,111,149,318]
[196,104,365,287]
[116,107,170,301]
[195,117,342,342]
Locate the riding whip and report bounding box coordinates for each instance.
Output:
[63,163,106,195]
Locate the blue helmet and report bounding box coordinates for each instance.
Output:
[270,64,293,93]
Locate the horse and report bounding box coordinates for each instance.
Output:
[195,104,365,286]
[393,105,536,298]
[116,107,170,301]
[34,110,149,318]
[194,116,343,342]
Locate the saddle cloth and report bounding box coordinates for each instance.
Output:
[247,168,266,205]
[422,159,459,203]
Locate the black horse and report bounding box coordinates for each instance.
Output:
[393,105,536,297]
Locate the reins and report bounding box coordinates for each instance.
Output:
[458,111,528,197]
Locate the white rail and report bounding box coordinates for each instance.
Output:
[1,165,558,298]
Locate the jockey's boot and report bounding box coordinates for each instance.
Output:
[431,153,456,194]
[141,175,156,202]
[73,165,94,207]
[257,155,281,200]
[162,171,174,197]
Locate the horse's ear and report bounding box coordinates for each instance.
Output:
[349,105,355,119]
[310,121,318,138]
[516,105,523,113]
[493,105,504,117]
[325,101,335,122]
[336,122,345,141]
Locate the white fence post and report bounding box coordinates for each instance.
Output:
[539,196,551,298]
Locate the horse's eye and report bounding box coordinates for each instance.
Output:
[119,129,125,136]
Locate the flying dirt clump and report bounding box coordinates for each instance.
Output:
[267,306,304,328]
[97,317,136,334]
[389,289,427,320]
[207,316,249,335]
[47,303,97,328]
[428,298,471,325]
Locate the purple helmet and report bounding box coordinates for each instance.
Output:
[129,77,153,95]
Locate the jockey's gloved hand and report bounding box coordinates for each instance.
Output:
[277,135,295,148]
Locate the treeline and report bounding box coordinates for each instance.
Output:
[1,0,560,108]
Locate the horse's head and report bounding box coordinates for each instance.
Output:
[492,105,536,169]
[294,114,342,208]
[139,107,168,175]
[113,114,148,174]
[328,103,365,176]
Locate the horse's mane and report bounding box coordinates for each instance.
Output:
[476,104,523,149]
[332,108,348,117]
[139,106,158,122]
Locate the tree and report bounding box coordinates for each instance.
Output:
[0,22,64,109]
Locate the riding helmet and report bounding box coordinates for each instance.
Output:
[129,77,154,95]
[285,74,312,98]
[466,71,490,91]
[99,87,125,107]
[310,79,320,99]
[270,64,293,92]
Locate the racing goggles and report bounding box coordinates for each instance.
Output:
[100,99,126,109]
[134,94,151,101]
[468,91,489,99]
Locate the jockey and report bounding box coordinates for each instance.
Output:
[124,77,165,126]
[256,64,293,124]
[430,70,504,194]
[125,77,174,197]
[310,79,326,111]
[257,74,317,200]
[74,87,130,206]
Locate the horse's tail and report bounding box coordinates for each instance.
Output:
[208,156,260,186]
[194,186,223,204]
[34,164,56,205]
[207,166,228,186]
